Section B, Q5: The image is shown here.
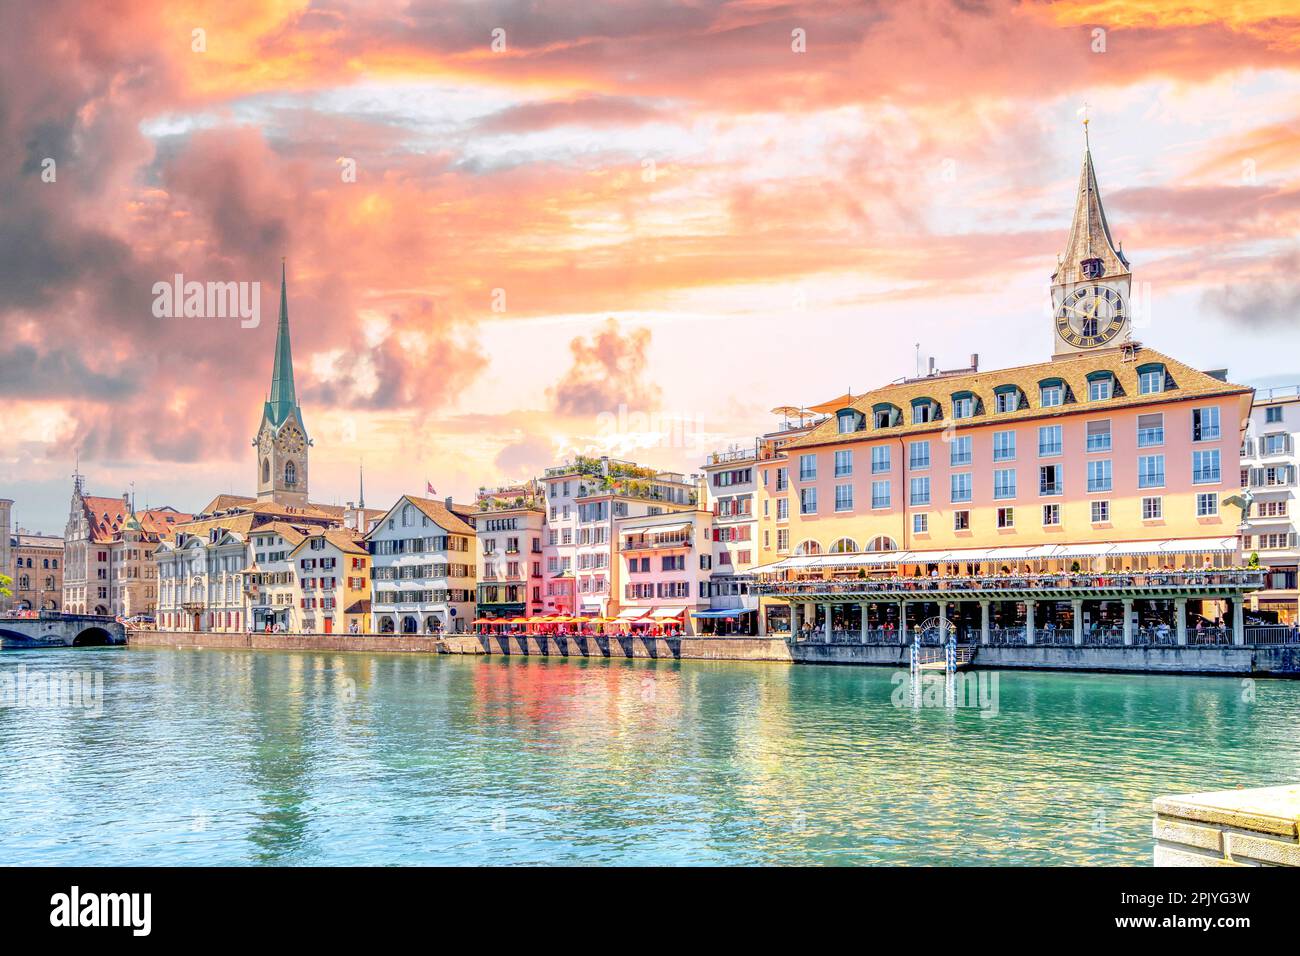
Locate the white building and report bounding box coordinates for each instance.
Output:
[540,457,699,618]
[616,509,713,634]
[1242,384,1299,624]
[366,495,477,634]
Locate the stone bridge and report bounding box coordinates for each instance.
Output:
[0,613,126,648]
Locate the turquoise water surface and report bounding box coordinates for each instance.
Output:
[1,647,1297,866]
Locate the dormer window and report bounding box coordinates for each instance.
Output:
[911,397,940,425]
[993,385,1025,414]
[836,408,865,434]
[1137,362,1168,395]
[1038,378,1067,408]
[951,391,978,419]
[1081,257,1104,279]
[1087,371,1115,401]
[872,403,902,429]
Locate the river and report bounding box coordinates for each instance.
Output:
[2,647,1297,865]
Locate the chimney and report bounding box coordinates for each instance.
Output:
[970,353,979,371]
[928,357,936,375]
[445,496,454,511]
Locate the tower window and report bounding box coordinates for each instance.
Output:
[1081,258,1104,279]
[285,461,297,486]
[262,458,270,483]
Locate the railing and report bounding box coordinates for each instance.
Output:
[622,537,692,551]
[1245,625,1299,645]
[989,626,1027,646]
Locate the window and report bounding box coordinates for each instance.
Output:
[995,389,1021,413]
[1191,406,1220,442]
[953,510,970,531]
[1196,493,1218,517]
[834,449,853,477]
[997,507,1014,528]
[993,468,1016,500]
[1265,406,1283,424]
[1137,413,1164,448]
[1138,366,1165,394]
[1264,433,1291,456]
[871,480,891,509]
[871,446,891,474]
[799,488,817,514]
[912,399,938,424]
[909,476,931,506]
[1138,455,1165,489]
[993,430,1016,461]
[1042,504,1060,526]
[1040,384,1063,407]
[775,467,788,491]
[1086,419,1112,452]
[1039,464,1062,496]
[1038,425,1062,457]
[1087,459,1112,493]
[799,454,817,481]
[913,513,929,534]
[777,529,790,552]
[1142,496,1163,520]
[1089,376,1113,401]
[834,484,854,512]
[909,440,931,470]
[951,473,972,503]
[1091,500,1110,523]
[1192,449,1221,484]
[873,404,901,429]
[947,436,971,467]
[776,498,789,520]
[836,410,862,434]
[953,396,974,419]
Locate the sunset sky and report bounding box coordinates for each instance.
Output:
[2,0,1299,533]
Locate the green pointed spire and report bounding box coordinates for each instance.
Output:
[266,259,299,426]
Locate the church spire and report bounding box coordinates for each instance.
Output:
[358,462,365,509]
[266,258,298,426]
[1053,129,1129,287]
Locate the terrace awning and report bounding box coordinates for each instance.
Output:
[751,537,1241,574]
[622,522,691,536]
[691,609,752,618]
[650,607,685,619]
[618,607,649,619]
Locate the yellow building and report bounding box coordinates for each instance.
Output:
[287,527,371,634]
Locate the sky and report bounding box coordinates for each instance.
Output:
[2,0,1299,534]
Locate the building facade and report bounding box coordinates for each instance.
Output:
[475,483,546,622]
[749,137,1261,644]
[616,509,713,633]
[540,457,698,618]
[1241,385,1299,623]
[367,495,477,634]
[289,527,371,634]
[8,530,63,612]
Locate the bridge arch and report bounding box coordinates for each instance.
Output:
[73,627,114,647]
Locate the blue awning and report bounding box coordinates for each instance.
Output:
[691,609,755,618]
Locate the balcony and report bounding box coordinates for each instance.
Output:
[622,536,692,551]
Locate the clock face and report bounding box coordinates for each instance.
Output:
[279,426,305,455]
[1055,285,1126,349]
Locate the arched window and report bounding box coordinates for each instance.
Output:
[18,575,29,590]
[285,461,296,486]
[829,537,859,554]
[261,458,270,483]
[794,540,822,556]
[402,504,415,527]
[866,536,898,552]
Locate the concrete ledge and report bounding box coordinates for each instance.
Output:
[1154,783,1300,866]
[129,630,794,662]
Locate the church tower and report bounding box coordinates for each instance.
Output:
[253,261,311,508]
[1051,125,1133,359]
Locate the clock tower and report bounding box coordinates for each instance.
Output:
[254,261,311,508]
[1051,128,1132,359]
